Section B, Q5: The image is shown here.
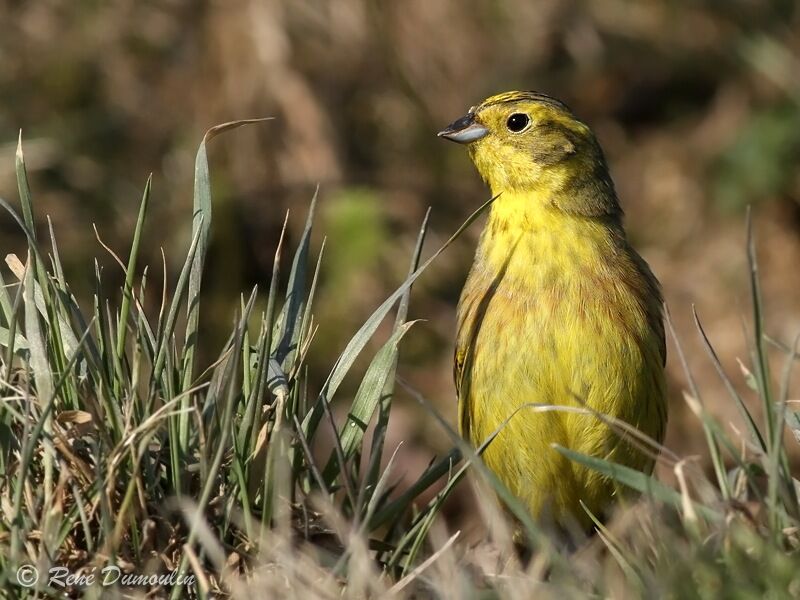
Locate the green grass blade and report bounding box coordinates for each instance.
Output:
[368,448,460,531]
[667,306,730,500]
[275,187,317,369]
[22,258,55,514]
[297,237,326,376]
[152,222,203,388]
[745,211,798,525]
[181,118,273,391]
[16,136,71,399]
[0,326,28,352]
[16,132,37,244]
[179,118,273,460]
[554,445,723,522]
[768,332,800,523]
[746,210,775,446]
[178,131,214,454]
[3,270,25,382]
[0,265,12,325]
[693,306,766,452]
[365,209,430,500]
[322,320,417,485]
[785,410,800,446]
[242,214,288,469]
[23,259,53,406]
[302,194,496,441]
[115,174,151,360]
[47,216,66,286]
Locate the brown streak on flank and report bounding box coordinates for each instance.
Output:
[581,270,621,326]
[616,250,666,367]
[489,218,509,235]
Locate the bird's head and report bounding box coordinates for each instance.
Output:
[439,91,620,217]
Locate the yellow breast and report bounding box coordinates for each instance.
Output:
[455,192,666,527]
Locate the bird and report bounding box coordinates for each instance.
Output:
[438,91,667,533]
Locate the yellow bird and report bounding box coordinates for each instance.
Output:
[439,91,667,531]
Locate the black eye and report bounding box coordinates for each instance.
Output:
[506,113,530,132]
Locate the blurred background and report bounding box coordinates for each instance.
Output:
[1,0,799,525]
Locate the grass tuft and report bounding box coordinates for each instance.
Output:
[0,126,798,598]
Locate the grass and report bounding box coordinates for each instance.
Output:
[1,123,799,599]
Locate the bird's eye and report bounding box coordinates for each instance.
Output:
[506,113,530,132]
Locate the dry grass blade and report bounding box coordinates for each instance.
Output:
[387,531,460,595]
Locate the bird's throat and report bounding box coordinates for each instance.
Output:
[476,189,621,290]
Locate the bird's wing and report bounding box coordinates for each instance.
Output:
[454,301,476,438]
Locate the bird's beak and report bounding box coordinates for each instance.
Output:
[437,113,489,144]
